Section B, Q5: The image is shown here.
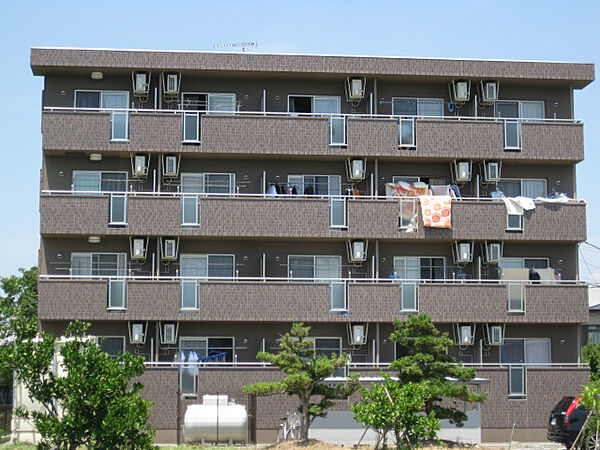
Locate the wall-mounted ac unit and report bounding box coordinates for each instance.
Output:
[454,323,475,346]
[451,160,472,184]
[163,155,179,178]
[165,74,179,95]
[482,242,502,264]
[131,238,147,261]
[347,323,368,346]
[481,160,501,184]
[449,80,471,104]
[452,241,473,264]
[133,154,148,178]
[161,322,178,345]
[346,240,368,265]
[346,157,366,182]
[479,80,499,104]
[345,76,366,102]
[129,322,146,344]
[132,71,150,97]
[488,324,504,345]
[161,238,179,261]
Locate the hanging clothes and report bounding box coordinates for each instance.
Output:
[419,195,452,229]
[502,196,536,215]
[266,184,277,197]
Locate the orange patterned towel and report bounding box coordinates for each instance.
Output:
[419,196,452,228]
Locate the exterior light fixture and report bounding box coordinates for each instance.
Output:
[91,71,104,80]
[89,153,102,161]
[88,236,101,244]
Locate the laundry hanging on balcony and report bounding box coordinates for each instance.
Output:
[419,195,452,228]
[502,196,536,215]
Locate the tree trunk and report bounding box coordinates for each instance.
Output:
[300,396,310,440]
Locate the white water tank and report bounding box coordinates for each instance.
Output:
[183,395,248,443]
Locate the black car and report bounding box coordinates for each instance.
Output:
[548,396,596,449]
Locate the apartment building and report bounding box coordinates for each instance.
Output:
[31,47,594,444]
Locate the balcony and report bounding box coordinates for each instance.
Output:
[38,277,587,323]
[41,108,583,161]
[40,192,587,242]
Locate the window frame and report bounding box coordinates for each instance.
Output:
[313,336,346,378]
[494,100,546,120]
[73,90,130,110]
[391,97,445,117]
[179,254,236,311]
[287,174,342,197]
[72,170,129,193]
[286,94,342,114]
[287,255,342,280]
[70,252,128,277]
[506,213,524,232]
[180,92,238,113]
[98,336,126,359]
[497,178,547,199]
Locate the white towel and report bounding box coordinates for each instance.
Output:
[502,196,536,215]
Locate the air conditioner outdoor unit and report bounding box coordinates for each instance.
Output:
[450,80,471,103]
[131,323,145,344]
[132,238,146,260]
[346,158,366,182]
[481,161,501,184]
[451,160,471,184]
[484,242,502,264]
[453,241,473,264]
[134,155,147,177]
[480,81,499,104]
[162,323,177,345]
[489,325,503,345]
[345,76,366,102]
[347,240,368,264]
[165,74,179,95]
[459,326,473,345]
[162,238,178,261]
[134,72,149,95]
[164,156,178,177]
[347,323,368,346]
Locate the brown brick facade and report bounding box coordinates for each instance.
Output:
[31,48,595,86]
[40,195,587,242]
[38,279,588,324]
[42,111,584,162]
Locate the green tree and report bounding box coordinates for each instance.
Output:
[242,322,359,440]
[582,342,600,382]
[578,380,600,449]
[352,373,440,449]
[8,321,156,449]
[0,267,39,381]
[389,314,486,425]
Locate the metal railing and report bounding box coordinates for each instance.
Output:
[38,274,586,285]
[40,189,586,204]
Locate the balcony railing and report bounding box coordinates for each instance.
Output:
[38,275,588,323]
[42,107,583,158]
[40,190,587,242]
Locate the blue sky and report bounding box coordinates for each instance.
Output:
[0,0,599,283]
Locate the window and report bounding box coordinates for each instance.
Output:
[180,254,235,310]
[73,171,128,225]
[495,101,545,150]
[289,256,345,311]
[179,337,235,396]
[392,98,444,147]
[586,326,600,346]
[288,95,345,145]
[181,93,237,142]
[499,258,549,271]
[288,175,341,196]
[500,338,550,396]
[506,213,523,231]
[314,337,345,378]
[393,257,445,311]
[181,173,235,225]
[98,336,125,359]
[74,90,129,141]
[71,252,127,310]
[507,282,524,312]
[497,179,547,199]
